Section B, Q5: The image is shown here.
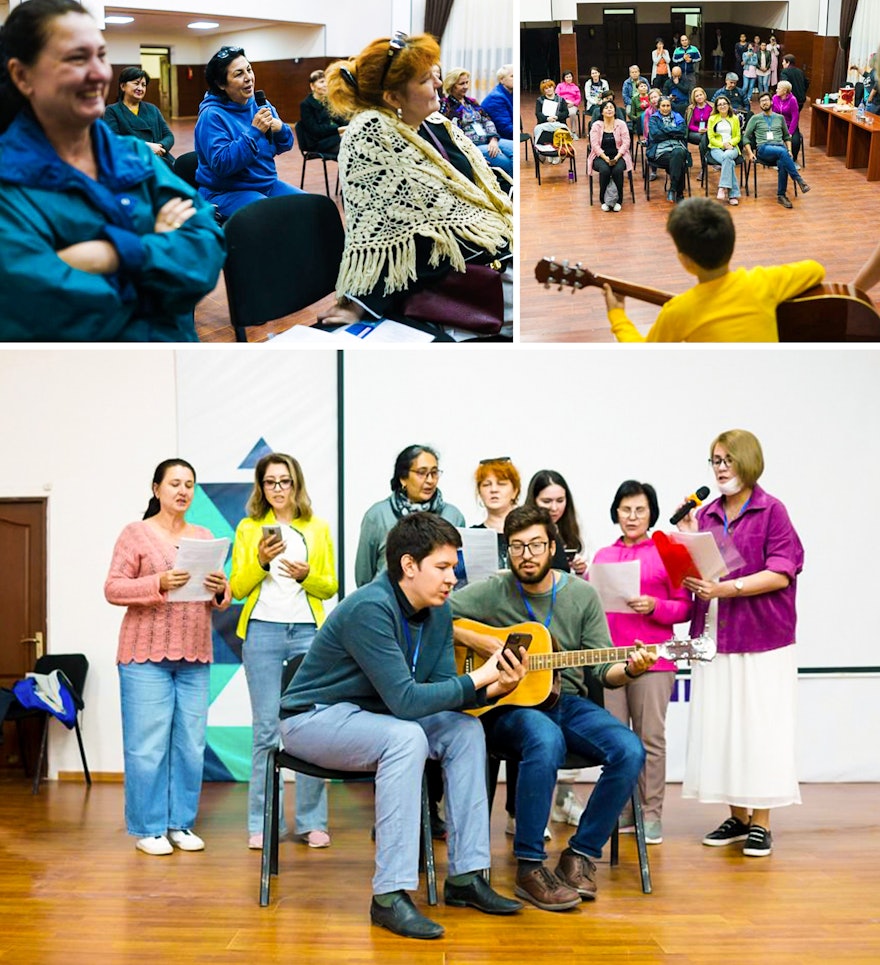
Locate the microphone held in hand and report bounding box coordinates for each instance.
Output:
[669,486,711,525]
[254,89,273,144]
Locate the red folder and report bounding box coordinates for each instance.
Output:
[651,531,700,587]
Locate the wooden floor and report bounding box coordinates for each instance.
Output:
[520,89,880,341]
[2,775,878,963]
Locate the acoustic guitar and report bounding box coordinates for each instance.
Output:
[535,258,880,342]
[454,619,716,717]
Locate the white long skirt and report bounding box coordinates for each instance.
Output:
[683,642,801,809]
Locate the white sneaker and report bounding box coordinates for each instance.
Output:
[168,829,205,852]
[644,820,663,845]
[136,835,173,856]
[612,203,622,212]
[601,203,610,212]
[550,789,584,826]
[506,814,552,839]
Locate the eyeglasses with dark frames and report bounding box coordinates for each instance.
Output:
[379,31,409,90]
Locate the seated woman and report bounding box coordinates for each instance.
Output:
[771,81,801,163]
[706,95,742,205]
[587,100,633,211]
[647,95,690,203]
[194,45,301,220]
[0,0,224,342]
[629,78,651,137]
[314,33,513,337]
[642,87,663,180]
[555,70,582,133]
[685,86,712,167]
[298,68,346,154]
[441,68,513,176]
[104,66,174,166]
[533,78,572,158]
[583,66,610,116]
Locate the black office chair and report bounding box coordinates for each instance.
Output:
[172,150,199,191]
[294,121,339,197]
[222,192,344,342]
[745,151,800,199]
[4,654,90,795]
[260,655,437,907]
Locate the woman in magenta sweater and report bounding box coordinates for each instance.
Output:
[105,459,230,856]
[591,480,691,844]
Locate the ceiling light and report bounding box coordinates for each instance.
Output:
[188,21,220,29]
[104,16,134,24]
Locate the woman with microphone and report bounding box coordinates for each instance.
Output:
[194,45,302,219]
[677,429,803,858]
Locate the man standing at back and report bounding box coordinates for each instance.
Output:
[779,55,809,110]
[673,34,702,77]
[280,513,525,939]
[451,505,655,911]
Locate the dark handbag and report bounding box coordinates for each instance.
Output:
[402,263,505,335]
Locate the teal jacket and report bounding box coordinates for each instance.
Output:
[0,112,225,341]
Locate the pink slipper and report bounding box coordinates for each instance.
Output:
[248,833,263,850]
[301,830,331,848]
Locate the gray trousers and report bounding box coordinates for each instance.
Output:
[281,703,490,894]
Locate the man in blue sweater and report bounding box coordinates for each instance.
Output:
[280,513,525,939]
[481,64,514,139]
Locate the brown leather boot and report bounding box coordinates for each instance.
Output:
[514,864,581,911]
[554,848,598,900]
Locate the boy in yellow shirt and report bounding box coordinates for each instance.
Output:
[604,197,824,341]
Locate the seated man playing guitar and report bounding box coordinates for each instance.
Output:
[280,513,525,940]
[451,504,656,911]
[603,197,824,341]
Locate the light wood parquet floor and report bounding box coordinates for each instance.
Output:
[1,776,878,964]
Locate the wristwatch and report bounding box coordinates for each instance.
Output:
[734,578,745,594]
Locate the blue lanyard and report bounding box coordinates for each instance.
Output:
[723,496,751,535]
[516,572,557,628]
[401,618,424,677]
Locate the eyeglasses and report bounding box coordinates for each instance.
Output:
[708,456,736,469]
[508,539,549,558]
[410,468,442,481]
[379,31,409,90]
[617,506,649,519]
[215,46,245,62]
[263,477,293,490]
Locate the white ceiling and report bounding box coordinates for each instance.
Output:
[103,7,283,36]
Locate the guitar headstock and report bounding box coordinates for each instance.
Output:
[658,634,717,663]
[535,258,598,292]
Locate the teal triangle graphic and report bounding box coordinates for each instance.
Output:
[239,438,274,469]
[190,485,236,543]
[209,662,240,704]
[206,726,252,782]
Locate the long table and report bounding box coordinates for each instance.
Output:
[810,102,880,181]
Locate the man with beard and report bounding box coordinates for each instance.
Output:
[450,505,655,911]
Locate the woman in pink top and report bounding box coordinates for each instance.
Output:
[105,458,230,856]
[592,480,691,844]
[686,86,713,168]
[555,70,582,133]
[771,80,801,161]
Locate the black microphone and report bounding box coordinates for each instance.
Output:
[254,89,273,144]
[669,486,711,525]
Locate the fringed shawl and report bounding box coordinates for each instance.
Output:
[335,109,513,299]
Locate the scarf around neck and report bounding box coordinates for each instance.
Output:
[390,488,447,519]
[335,109,513,299]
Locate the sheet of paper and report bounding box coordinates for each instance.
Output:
[338,320,435,344]
[168,537,230,602]
[453,527,501,589]
[664,531,729,581]
[588,560,641,613]
[266,325,339,343]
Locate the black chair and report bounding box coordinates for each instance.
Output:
[645,149,691,202]
[222,192,344,342]
[745,152,800,199]
[533,138,577,185]
[701,150,746,197]
[172,150,199,191]
[588,167,637,206]
[294,121,339,197]
[519,118,531,161]
[260,655,437,907]
[4,654,90,795]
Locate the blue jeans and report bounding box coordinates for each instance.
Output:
[281,704,490,894]
[757,74,770,94]
[709,147,741,196]
[477,138,515,176]
[482,694,645,861]
[201,178,304,219]
[742,76,756,100]
[757,142,800,194]
[243,620,327,836]
[118,659,210,838]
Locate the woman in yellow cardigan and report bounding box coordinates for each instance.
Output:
[230,452,337,850]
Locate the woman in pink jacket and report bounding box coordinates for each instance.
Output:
[555,70,582,134]
[105,458,230,856]
[587,100,634,210]
[591,480,691,843]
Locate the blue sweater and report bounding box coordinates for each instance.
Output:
[194,91,294,195]
[280,571,482,719]
[0,112,224,341]
[481,82,513,139]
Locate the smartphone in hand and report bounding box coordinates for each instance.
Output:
[262,524,282,543]
[502,632,532,659]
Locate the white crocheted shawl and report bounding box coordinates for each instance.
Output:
[336,109,514,299]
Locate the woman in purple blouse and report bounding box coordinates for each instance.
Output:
[676,429,804,859]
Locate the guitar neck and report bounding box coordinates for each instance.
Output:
[535,258,675,306]
[585,273,674,307]
[528,644,659,671]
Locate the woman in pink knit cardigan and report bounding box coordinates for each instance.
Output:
[105,458,230,856]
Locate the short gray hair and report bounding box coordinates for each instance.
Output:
[725,72,739,82]
[497,63,513,80]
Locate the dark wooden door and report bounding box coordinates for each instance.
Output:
[0,499,48,775]
[603,13,637,74]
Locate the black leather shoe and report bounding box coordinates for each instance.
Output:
[444,876,524,915]
[370,893,444,939]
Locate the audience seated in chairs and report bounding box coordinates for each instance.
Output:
[589,89,626,125]
[686,87,713,169]
[621,65,650,114]
[583,67,610,115]
[628,78,651,137]
[705,95,743,205]
[588,100,634,212]
[534,79,573,161]
[441,68,514,177]
[312,33,513,339]
[713,74,751,132]
[555,70,582,134]
[104,66,175,167]
[647,96,690,203]
[481,64,514,139]
[743,92,809,209]
[299,69,346,154]
[663,66,692,110]
[641,87,663,181]
[771,81,802,165]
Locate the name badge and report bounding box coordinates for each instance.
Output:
[699,121,706,132]
[766,129,774,139]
